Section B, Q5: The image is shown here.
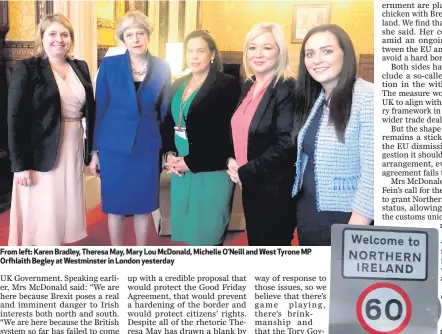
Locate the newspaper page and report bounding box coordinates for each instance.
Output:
[0,0,441,334]
[0,248,330,334]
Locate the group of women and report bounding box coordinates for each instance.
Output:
[6,11,374,247]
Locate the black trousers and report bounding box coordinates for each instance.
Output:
[295,189,351,246]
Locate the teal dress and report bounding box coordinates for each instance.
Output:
[170,79,234,246]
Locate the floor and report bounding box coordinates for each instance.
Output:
[0,205,299,246]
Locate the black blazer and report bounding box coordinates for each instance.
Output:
[7,57,95,172]
[235,77,297,193]
[161,69,241,173]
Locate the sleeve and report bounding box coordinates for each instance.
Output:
[80,60,93,83]
[93,57,110,151]
[184,77,241,173]
[220,77,241,159]
[7,61,31,172]
[160,91,178,158]
[160,62,172,122]
[81,61,96,159]
[352,92,374,220]
[237,81,297,185]
[160,78,181,159]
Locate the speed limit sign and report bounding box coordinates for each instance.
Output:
[356,282,412,334]
[329,225,440,333]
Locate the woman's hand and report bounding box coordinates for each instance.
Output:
[88,152,100,176]
[227,158,242,188]
[348,211,371,225]
[227,157,239,173]
[15,170,33,187]
[164,154,183,176]
[173,157,190,173]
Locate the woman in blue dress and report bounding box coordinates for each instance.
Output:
[90,11,171,246]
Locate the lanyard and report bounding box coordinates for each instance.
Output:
[177,80,192,131]
[177,78,204,131]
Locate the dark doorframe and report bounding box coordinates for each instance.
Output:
[0,1,12,213]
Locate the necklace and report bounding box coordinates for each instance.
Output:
[131,61,147,76]
[53,67,69,81]
[131,66,147,76]
[187,78,204,93]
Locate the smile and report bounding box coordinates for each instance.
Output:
[314,67,329,72]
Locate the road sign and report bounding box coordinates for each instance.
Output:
[356,282,411,334]
[342,229,427,281]
[329,225,439,334]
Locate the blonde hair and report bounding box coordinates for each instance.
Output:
[243,22,291,83]
[34,14,75,58]
[116,11,153,42]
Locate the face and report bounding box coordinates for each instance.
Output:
[304,31,344,91]
[186,37,214,75]
[42,22,71,58]
[246,32,279,77]
[123,27,149,56]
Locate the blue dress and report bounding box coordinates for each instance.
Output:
[94,52,171,215]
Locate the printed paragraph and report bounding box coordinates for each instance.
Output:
[0,274,120,333]
[126,275,247,334]
[254,275,327,334]
[381,2,442,223]
[0,248,328,333]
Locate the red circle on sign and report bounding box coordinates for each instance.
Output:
[356,282,412,334]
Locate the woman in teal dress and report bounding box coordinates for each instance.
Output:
[161,30,241,246]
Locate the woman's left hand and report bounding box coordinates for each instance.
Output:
[173,157,190,173]
[88,152,100,176]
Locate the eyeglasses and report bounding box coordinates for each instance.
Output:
[123,31,146,41]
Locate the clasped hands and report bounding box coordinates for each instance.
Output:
[164,154,189,176]
[227,158,242,189]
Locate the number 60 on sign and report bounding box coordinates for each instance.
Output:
[356,282,412,334]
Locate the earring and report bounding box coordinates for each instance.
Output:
[211,59,213,64]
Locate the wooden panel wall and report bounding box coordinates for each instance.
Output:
[358,54,374,83]
[0,1,11,212]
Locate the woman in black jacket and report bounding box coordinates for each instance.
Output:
[162,30,241,246]
[7,14,95,246]
[228,22,297,246]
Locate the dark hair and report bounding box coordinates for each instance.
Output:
[292,24,357,142]
[182,30,223,72]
